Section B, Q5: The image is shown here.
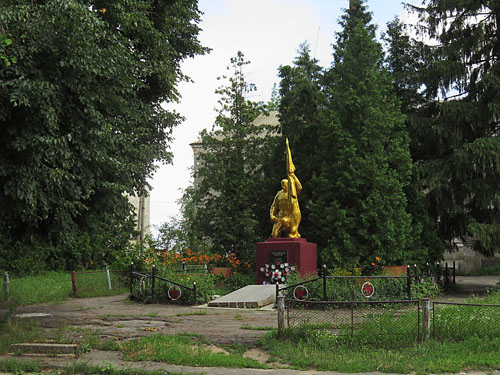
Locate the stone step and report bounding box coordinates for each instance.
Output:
[11,343,77,355]
[208,285,276,308]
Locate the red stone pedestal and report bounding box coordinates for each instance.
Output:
[256,238,317,285]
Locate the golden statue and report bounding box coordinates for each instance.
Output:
[270,139,302,238]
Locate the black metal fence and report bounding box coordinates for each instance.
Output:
[278,263,455,303]
[130,264,197,305]
[433,301,500,340]
[286,299,420,341]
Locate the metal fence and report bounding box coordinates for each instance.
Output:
[130,265,197,305]
[286,299,420,341]
[433,301,500,340]
[278,263,455,303]
[70,267,128,297]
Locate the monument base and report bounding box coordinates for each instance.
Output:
[256,238,317,285]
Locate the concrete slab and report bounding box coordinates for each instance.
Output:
[11,343,77,355]
[208,285,276,308]
[15,313,51,318]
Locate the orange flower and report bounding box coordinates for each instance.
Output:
[375,257,381,262]
[371,262,376,266]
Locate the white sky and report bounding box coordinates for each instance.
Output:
[148,0,410,231]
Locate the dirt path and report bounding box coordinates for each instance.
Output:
[10,294,277,345]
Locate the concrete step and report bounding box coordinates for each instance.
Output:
[208,285,276,308]
[11,343,77,355]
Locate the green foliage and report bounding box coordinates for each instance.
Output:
[278,43,326,240]
[285,272,411,301]
[0,32,17,68]
[395,1,500,255]
[309,0,414,268]
[0,0,208,272]
[182,52,280,266]
[131,268,217,304]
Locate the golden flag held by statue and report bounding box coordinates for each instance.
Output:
[285,138,297,204]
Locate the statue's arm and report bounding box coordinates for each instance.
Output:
[290,172,302,193]
[270,193,279,221]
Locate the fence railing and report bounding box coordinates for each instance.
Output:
[432,301,500,340]
[277,263,455,303]
[285,299,420,341]
[130,264,197,305]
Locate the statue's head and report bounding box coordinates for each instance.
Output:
[281,179,288,192]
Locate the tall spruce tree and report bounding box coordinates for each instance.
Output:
[384,19,444,264]
[403,1,500,254]
[310,0,414,268]
[277,43,326,240]
[187,52,279,265]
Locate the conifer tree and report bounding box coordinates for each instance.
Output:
[187,52,279,265]
[384,19,445,264]
[401,1,500,254]
[310,0,413,268]
[277,43,326,239]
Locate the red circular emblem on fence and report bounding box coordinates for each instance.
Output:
[361,281,375,298]
[168,285,181,301]
[293,285,309,301]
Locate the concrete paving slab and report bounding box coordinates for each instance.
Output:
[11,343,77,355]
[208,285,276,308]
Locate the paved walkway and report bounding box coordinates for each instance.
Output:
[454,275,500,294]
[4,352,497,375]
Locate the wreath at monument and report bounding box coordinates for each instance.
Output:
[260,261,295,284]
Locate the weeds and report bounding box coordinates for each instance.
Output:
[121,334,267,369]
[174,310,208,317]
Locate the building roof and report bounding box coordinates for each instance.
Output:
[189,111,280,146]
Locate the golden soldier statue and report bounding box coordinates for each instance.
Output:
[270,139,302,238]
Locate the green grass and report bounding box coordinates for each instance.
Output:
[240,325,274,331]
[121,334,268,369]
[0,272,72,306]
[0,315,107,355]
[0,316,43,354]
[0,270,129,307]
[262,288,500,374]
[262,330,500,374]
[0,360,185,375]
[174,310,209,317]
[0,358,42,373]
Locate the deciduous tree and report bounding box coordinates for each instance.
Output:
[0,0,208,272]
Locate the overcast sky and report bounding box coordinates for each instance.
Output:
[148,0,410,231]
